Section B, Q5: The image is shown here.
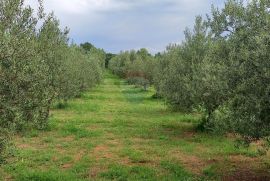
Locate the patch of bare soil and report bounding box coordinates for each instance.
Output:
[131,137,151,144]
[89,166,103,178]
[170,150,212,175]
[86,125,100,131]
[61,135,75,142]
[74,150,85,162]
[17,141,48,150]
[4,175,13,181]
[52,156,58,161]
[88,164,110,179]
[222,170,270,181]
[119,156,131,165]
[171,146,270,180]
[91,145,115,160]
[88,144,118,178]
[93,145,109,153]
[181,131,196,138]
[62,163,73,169]
[222,155,270,181]
[61,150,86,170]
[17,143,32,149]
[55,144,66,154]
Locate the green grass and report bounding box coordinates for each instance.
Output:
[0,71,269,181]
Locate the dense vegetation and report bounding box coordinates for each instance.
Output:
[109,0,270,141]
[0,0,105,160]
[0,0,269,179]
[109,48,155,90]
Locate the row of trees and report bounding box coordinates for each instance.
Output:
[0,0,105,160]
[109,0,270,140]
[109,48,155,90]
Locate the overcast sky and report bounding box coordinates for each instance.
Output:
[26,0,226,54]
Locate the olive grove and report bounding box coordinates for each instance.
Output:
[109,0,270,141]
[109,48,155,90]
[0,0,105,160]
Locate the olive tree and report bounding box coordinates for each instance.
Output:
[205,0,270,139]
[0,0,105,159]
[109,49,155,90]
[156,16,210,111]
[152,0,269,140]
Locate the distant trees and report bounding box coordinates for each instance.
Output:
[80,42,95,52]
[105,53,116,68]
[80,42,106,68]
[0,0,105,160]
[109,49,155,90]
[109,0,270,141]
[55,45,104,104]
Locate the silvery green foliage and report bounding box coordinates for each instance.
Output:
[157,16,210,111]
[0,0,36,157]
[0,0,105,156]
[109,48,155,90]
[206,0,270,139]
[156,0,270,139]
[0,0,104,129]
[109,51,130,77]
[56,45,104,103]
[0,0,46,131]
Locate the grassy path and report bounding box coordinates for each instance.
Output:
[1,72,269,180]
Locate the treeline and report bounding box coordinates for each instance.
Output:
[109,48,155,90]
[0,0,105,160]
[109,0,270,140]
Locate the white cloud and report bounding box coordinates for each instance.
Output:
[26,0,131,14]
[45,0,128,14]
[25,0,226,53]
